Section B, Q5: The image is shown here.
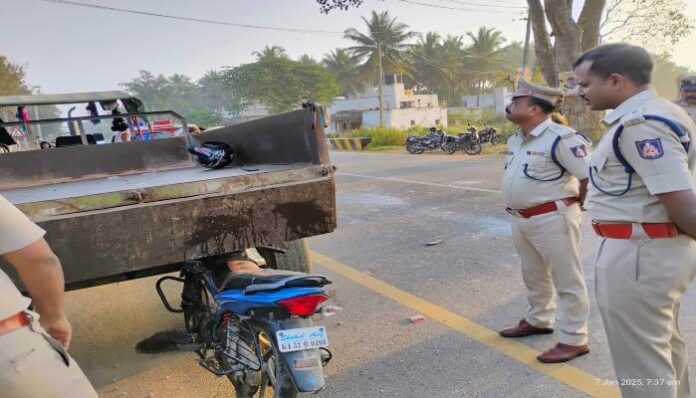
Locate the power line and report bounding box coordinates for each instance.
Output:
[396,0,522,12]
[38,0,346,34]
[434,0,526,10]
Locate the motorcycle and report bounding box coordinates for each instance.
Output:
[441,131,482,155]
[477,126,503,145]
[156,249,334,397]
[405,127,446,154]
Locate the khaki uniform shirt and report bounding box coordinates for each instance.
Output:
[0,194,45,320]
[587,90,696,222]
[502,119,591,209]
[675,99,696,123]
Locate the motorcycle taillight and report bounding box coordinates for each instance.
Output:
[278,294,328,316]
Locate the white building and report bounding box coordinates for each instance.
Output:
[329,74,448,133]
[460,87,512,114]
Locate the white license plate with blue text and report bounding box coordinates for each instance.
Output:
[276,326,329,353]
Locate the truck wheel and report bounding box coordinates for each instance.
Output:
[257,239,312,273]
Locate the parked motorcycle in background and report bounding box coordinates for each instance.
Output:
[405,127,447,154]
[477,126,503,145]
[441,131,482,155]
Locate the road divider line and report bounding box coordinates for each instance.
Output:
[337,173,502,194]
[312,251,619,398]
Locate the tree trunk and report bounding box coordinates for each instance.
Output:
[527,0,557,85]
[578,0,606,51]
[527,0,606,136]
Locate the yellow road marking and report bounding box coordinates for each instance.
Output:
[312,251,620,398]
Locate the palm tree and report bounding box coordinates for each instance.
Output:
[410,31,443,93]
[298,54,319,65]
[252,45,288,61]
[322,48,366,97]
[465,27,506,106]
[344,10,420,126]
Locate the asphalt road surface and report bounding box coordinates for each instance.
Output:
[64,150,696,398]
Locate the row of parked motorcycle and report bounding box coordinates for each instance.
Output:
[405,125,503,155]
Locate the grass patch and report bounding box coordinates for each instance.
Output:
[481,143,507,155]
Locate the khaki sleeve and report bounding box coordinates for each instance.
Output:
[554,133,591,180]
[0,195,45,254]
[620,120,694,195]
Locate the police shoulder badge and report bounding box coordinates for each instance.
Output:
[635,138,664,159]
[570,144,587,158]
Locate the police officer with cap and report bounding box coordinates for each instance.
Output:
[498,79,592,363]
[676,75,696,123]
[0,194,96,397]
[575,43,696,397]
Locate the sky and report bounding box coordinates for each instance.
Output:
[2,0,696,96]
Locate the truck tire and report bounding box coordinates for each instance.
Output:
[257,239,312,273]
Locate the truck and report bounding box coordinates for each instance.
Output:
[0,91,337,289]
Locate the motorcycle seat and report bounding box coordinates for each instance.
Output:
[218,268,331,293]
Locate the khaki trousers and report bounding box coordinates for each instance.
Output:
[0,313,97,398]
[595,229,696,398]
[511,202,590,346]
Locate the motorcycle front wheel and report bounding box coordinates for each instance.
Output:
[491,135,503,145]
[406,143,424,154]
[228,322,298,398]
[464,142,482,155]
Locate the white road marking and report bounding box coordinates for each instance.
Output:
[337,173,502,194]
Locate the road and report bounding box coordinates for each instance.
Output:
[64,150,696,397]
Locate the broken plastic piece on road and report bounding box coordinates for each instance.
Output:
[321,305,343,317]
[425,239,444,246]
[409,315,426,324]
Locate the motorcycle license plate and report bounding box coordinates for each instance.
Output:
[276,326,329,353]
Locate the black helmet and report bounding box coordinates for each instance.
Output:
[187,141,235,169]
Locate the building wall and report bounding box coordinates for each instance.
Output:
[461,87,512,114]
[362,108,448,129]
[329,83,440,114]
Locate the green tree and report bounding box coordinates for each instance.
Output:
[344,10,420,83]
[186,109,224,128]
[121,71,204,116]
[411,32,444,93]
[322,48,366,97]
[0,56,27,97]
[198,70,236,113]
[223,57,340,114]
[253,45,288,61]
[465,27,507,106]
[298,54,319,65]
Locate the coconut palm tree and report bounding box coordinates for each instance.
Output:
[344,10,420,125]
[344,10,420,80]
[410,31,444,93]
[252,45,288,61]
[322,48,366,97]
[465,27,506,106]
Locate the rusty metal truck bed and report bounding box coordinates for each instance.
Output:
[0,108,336,289]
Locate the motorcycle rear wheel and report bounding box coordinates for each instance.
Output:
[406,143,424,154]
[465,143,482,155]
[228,322,298,398]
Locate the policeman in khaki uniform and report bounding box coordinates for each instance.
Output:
[498,79,592,363]
[0,194,96,397]
[675,75,696,123]
[575,43,696,398]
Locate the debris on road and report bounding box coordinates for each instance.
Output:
[409,315,426,324]
[425,239,444,246]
